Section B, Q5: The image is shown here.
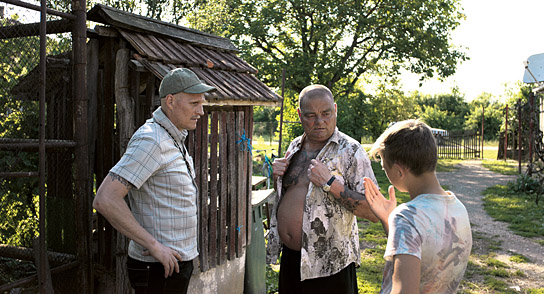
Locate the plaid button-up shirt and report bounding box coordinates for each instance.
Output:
[110,107,198,262]
[266,128,378,280]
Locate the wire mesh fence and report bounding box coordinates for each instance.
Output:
[0,1,78,292]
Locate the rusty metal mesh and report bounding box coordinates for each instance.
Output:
[1,1,77,292]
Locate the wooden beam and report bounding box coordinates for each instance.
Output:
[0,19,72,39]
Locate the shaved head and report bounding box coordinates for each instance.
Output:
[298,85,334,108]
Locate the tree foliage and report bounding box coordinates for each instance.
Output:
[415,90,469,130]
[180,0,466,142]
[185,0,466,93]
[0,11,70,247]
[465,92,504,140]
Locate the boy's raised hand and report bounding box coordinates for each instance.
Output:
[363,177,397,225]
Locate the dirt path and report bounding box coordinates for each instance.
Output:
[436,160,544,290]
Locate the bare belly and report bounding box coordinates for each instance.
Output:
[277,185,307,250]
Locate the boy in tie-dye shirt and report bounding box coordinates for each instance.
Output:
[363,119,472,294]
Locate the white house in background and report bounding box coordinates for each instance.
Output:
[523,53,544,142]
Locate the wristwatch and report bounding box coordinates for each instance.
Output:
[322,176,336,192]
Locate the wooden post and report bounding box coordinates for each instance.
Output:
[529,93,534,164]
[38,1,47,292]
[518,98,522,174]
[114,48,134,294]
[481,105,484,158]
[504,105,508,161]
[278,68,285,157]
[72,0,91,292]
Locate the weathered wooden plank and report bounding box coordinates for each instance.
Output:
[184,44,208,67]
[197,112,209,271]
[117,30,148,58]
[132,32,161,61]
[194,68,237,99]
[209,112,219,268]
[189,67,228,100]
[174,42,202,66]
[198,47,229,71]
[218,112,228,265]
[246,107,254,245]
[165,39,197,66]
[102,37,117,272]
[147,34,182,64]
[0,19,72,39]
[227,111,237,260]
[236,110,246,256]
[223,71,261,100]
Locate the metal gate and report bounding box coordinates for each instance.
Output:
[436,130,481,159]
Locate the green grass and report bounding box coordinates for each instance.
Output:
[482,185,544,238]
[436,159,463,172]
[481,160,519,175]
[483,147,498,160]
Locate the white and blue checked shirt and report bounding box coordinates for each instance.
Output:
[110,107,199,262]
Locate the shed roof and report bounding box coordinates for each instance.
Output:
[88,4,281,106]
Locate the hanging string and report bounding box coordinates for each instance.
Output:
[236,129,252,154]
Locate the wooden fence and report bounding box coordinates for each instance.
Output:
[436,130,481,159]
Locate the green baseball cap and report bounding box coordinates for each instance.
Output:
[159,68,216,98]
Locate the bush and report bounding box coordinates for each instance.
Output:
[508,174,541,194]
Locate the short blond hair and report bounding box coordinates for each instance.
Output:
[369,119,437,176]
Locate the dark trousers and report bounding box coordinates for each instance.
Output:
[279,246,358,294]
[126,256,193,294]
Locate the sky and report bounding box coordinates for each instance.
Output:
[400,0,544,101]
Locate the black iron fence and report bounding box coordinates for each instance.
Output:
[435,130,481,159]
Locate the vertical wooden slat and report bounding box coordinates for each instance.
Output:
[196,112,209,271]
[219,112,228,264]
[227,111,237,260]
[145,74,155,118]
[246,107,254,245]
[209,112,219,268]
[130,70,141,126]
[236,110,246,256]
[101,37,119,278]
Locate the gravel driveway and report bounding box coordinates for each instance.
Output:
[436,160,544,289]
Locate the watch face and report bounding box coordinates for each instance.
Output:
[322,185,330,192]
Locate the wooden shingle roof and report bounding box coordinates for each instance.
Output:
[88,4,281,106]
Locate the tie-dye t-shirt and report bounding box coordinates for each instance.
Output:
[380,192,472,294]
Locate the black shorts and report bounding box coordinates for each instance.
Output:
[126,256,193,294]
[279,246,358,294]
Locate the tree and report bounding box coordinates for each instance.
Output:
[185,0,466,93]
[465,92,504,141]
[358,81,420,139]
[415,90,469,130]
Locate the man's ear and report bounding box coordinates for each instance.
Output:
[297,108,302,120]
[164,94,175,110]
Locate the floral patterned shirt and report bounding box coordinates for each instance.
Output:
[266,128,378,280]
[380,192,472,293]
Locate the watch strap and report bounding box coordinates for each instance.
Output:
[325,175,335,186]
